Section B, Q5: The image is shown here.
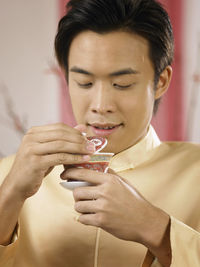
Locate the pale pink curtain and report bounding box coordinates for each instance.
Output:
[152,0,184,141]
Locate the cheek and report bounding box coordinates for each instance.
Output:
[119,87,154,124]
[69,88,89,122]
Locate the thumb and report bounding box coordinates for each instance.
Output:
[108,168,143,199]
[108,168,131,185]
[107,168,118,175]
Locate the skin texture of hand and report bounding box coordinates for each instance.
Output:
[5,123,94,200]
[61,167,171,267]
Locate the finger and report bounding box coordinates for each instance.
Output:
[27,129,86,144]
[73,186,99,201]
[108,168,136,189]
[32,140,94,155]
[78,213,100,227]
[106,168,142,199]
[75,200,98,214]
[41,153,91,167]
[27,123,82,135]
[117,176,142,200]
[74,124,87,134]
[63,168,107,184]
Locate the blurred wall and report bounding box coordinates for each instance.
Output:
[0,0,60,156]
[183,0,200,142]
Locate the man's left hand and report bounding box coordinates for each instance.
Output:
[60,167,170,250]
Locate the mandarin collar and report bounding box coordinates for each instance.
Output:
[109,125,161,172]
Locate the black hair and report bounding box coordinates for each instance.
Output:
[55,0,174,113]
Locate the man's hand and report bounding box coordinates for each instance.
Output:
[0,123,95,246]
[5,123,94,201]
[61,167,171,266]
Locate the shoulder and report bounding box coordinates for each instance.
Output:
[149,141,200,166]
[156,141,200,168]
[161,141,200,156]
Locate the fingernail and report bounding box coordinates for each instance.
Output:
[86,142,95,152]
[83,155,91,161]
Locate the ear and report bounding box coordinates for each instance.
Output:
[154,66,173,100]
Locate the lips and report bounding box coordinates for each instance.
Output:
[87,123,123,136]
[88,123,122,129]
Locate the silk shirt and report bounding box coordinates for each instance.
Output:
[0,126,200,267]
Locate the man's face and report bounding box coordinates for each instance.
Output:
[68,30,157,154]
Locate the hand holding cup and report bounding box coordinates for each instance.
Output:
[60,136,114,190]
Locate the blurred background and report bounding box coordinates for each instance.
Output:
[0,0,200,157]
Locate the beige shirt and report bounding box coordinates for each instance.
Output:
[0,126,200,267]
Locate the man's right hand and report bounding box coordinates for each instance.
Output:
[4,123,94,201]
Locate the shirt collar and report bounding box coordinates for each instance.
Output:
[109,125,161,172]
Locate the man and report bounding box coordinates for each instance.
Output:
[0,0,200,266]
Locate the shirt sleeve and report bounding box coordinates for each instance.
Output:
[0,229,19,267]
[0,244,19,267]
[0,155,19,266]
[142,216,200,266]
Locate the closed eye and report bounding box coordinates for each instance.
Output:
[113,83,134,89]
[77,82,93,88]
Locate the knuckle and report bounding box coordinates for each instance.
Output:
[27,126,37,134]
[23,145,34,156]
[77,135,86,144]
[57,153,66,164]
[73,154,81,162]
[96,213,106,227]
[97,200,106,212]
[105,175,117,188]
[99,185,110,197]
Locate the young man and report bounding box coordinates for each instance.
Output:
[0,0,200,266]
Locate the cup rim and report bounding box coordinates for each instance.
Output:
[93,152,114,156]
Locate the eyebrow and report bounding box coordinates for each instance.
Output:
[70,66,140,77]
[70,67,92,75]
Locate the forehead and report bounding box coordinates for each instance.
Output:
[68,30,153,75]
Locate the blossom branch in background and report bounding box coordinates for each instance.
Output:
[0,83,28,156]
[45,61,66,81]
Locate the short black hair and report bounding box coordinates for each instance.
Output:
[55,0,174,113]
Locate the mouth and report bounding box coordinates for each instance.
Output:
[87,123,123,136]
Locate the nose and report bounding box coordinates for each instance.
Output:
[90,83,116,114]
